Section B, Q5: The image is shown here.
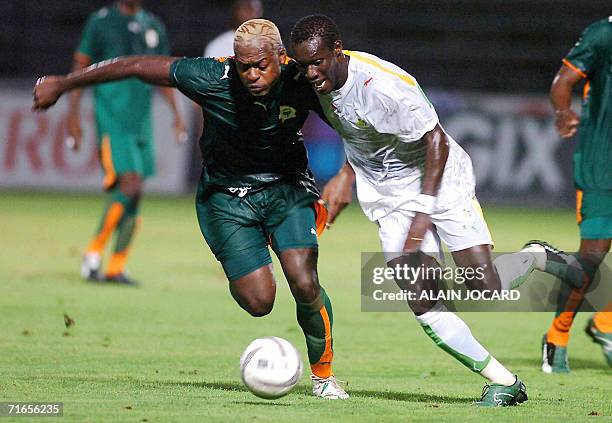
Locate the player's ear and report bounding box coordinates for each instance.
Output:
[334,40,344,58]
[278,48,288,65]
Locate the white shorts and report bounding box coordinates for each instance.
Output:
[378,196,493,262]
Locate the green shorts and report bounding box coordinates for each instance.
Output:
[576,189,612,239]
[98,131,155,190]
[196,181,320,281]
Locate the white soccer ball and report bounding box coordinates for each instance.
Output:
[240,336,303,399]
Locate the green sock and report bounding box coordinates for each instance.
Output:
[95,188,131,234]
[545,254,598,289]
[296,287,334,377]
[548,254,599,316]
[114,194,139,253]
[114,213,138,253]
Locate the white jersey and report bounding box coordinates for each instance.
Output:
[204,30,235,58]
[317,50,476,221]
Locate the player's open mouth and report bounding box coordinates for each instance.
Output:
[313,80,326,91]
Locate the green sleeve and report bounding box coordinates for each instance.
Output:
[565,20,611,77]
[76,14,100,60]
[169,57,217,105]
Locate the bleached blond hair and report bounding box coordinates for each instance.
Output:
[234,19,283,53]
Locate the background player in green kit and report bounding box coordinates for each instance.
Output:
[33,19,348,399]
[70,0,186,285]
[537,16,612,372]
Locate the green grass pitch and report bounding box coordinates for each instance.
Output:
[1,192,610,422]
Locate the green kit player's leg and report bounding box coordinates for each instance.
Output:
[292,285,348,400]
[523,233,610,372]
[105,194,141,284]
[101,133,146,284]
[295,288,334,377]
[82,187,131,281]
[585,315,612,367]
[272,202,348,400]
[82,131,144,282]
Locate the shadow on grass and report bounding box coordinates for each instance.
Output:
[348,389,472,404]
[232,401,291,407]
[509,356,606,371]
[41,376,472,405]
[170,381,472,404]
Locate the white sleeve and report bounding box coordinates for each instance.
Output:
[368,80,438,142]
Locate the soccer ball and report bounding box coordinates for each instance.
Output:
[240,337,303,399]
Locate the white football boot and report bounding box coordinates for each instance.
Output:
[80,252,101,281]
[311,374,349,399]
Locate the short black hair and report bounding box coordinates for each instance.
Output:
[290,14,341,50]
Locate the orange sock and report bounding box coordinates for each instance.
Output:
[546,312,575,346]
[86,203,125,254]
[106,250,129,277]
[593,306,612,333]
[545,269,596,347]
[106,215,140,277]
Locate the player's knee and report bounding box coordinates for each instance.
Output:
[121,185,141,199]
[119,174,142,198]
[244,298,274,317]
[288,273,320,303]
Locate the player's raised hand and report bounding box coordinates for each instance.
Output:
[32,75,65,110]
[65,113,83,151]
[554,108,579,139]
[321,162,355,229]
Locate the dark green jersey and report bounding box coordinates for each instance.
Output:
[564,17,612,191]
[169,57,324,191]
[77,5,170,138]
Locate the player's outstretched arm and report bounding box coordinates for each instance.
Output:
[33,55,179,110]
[403,123,449,252]
[550,65,582,139]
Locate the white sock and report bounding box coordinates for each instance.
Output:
[415,302,491,372]
[480,357,516,386]
[493,252,536,290]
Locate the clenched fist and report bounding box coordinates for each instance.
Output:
[32,75,65,110]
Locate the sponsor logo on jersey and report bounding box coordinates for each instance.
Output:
[253,101,268,111]
[356,118,368,128]
[279,106,297,123]
[145,29,159,48]
[228,187,252,198]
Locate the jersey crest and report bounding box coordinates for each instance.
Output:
[279,105,297,123]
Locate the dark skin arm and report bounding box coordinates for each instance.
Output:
[550,64,583,138]
[402,123,449,252]
[33,55,178,110]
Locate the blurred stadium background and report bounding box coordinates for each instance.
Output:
[1,0,609,206]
